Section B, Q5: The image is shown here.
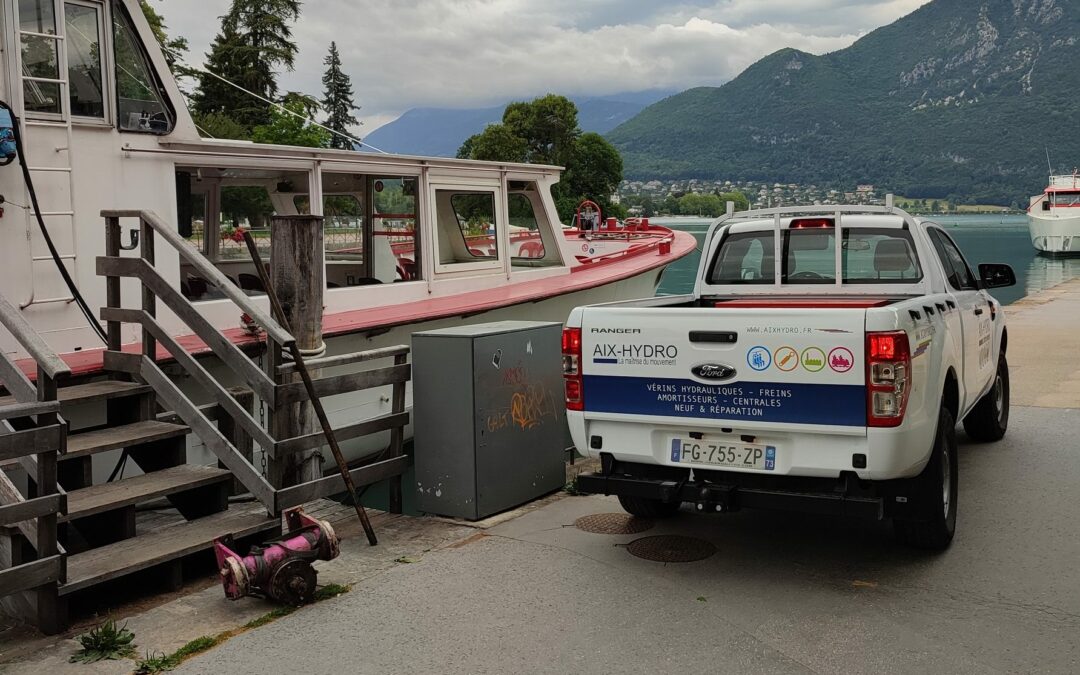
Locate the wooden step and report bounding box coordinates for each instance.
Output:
[62,421,189,461]
[61,465,232,522]
[59,503,278,596]
[0,380,151,408]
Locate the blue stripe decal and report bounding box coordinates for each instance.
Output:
[592,358,618,364]
[583,375,866,427]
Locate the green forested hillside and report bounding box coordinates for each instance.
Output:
[608,0,1080,205]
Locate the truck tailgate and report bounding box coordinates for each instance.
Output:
[580,307,868,431]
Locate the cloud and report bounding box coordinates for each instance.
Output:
[153,0,930,130]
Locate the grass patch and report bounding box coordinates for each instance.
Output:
[135,636,221,674]
[69,619,137,664]
[132,584,353,672]
[243,606,296,629]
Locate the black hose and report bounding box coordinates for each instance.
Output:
[0,100,107,343]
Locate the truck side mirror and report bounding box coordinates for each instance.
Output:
[979,263,1016,289]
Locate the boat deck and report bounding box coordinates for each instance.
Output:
[14,230,697,379]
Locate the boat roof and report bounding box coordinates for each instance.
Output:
[157,138,565,175]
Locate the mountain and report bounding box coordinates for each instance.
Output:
[363,90,675,158]
[607,0,1080,205]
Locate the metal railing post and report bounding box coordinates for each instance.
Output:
[140,217,157,359]
[104,217,122,352]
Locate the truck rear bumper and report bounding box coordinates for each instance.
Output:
[575,472,885,520]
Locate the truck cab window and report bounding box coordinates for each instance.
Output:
[929,228,977,290]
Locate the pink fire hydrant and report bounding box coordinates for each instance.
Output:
[214,507,340,606]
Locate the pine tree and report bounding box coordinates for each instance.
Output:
[193,0,302,130]
[321,42,359,150]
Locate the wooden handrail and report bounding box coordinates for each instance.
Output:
[101,209,294,347]
[0,292,70,381]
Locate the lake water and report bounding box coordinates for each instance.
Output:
[654,214,1080,305]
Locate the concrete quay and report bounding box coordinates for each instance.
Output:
[2,280,1079,674]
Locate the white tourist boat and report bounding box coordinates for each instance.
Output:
[1028,173,1080,254]
[0,0,695,470]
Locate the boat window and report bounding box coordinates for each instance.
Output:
[65,1,105,118]
[112,0,174,133]
[451,193,499,259]
[1052,191,1080,207]
[509,193,546,261]
[19,0,63,115]
[371,177,419,282]
[177,168,310,301]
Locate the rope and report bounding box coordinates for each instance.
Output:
[159,46,389,154]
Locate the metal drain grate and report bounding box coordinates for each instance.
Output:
[574,513,655,535]
[626,535,717,563]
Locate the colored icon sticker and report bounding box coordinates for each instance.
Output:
[828,347,854,373]
[801,347,826,372]
[774,346,799,372]
[747,346,772,372]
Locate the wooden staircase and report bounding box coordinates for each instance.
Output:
[3,209,411,633]
[1,373,280,629]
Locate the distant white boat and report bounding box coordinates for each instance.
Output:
[1029,173,1080,254]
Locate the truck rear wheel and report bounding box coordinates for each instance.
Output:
[962,353,1010,442]
[618,495,681,519]
[894,406,958,551]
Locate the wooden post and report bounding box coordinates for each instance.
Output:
[268,215,324,488]
[388,352,407,514]
[140,218,157,359]
[219,387,255,495]
[34,369,63,634]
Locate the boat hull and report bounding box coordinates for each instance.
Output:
[1029,212,1080,254]
[181,267,665,473]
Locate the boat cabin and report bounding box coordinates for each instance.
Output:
[0,0,581,358]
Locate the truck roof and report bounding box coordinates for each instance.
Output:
[726,214,910,234]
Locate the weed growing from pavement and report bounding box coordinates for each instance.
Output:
[564,476,583,495]
[135,636,220,673]
[69,618,137,663]
[131,584,352,672]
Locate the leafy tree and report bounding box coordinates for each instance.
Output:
[252,100,331,148]
[457,95,622,221]
[138,1,190,80]
[193,111,250,140]
[321,42,360,150]
[640,195,655,217]
[193,0,302,130]
[458,124,527,162]
[503,94,579,166]
[558,132,624,218]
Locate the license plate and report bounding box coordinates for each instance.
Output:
[670,438,775,471]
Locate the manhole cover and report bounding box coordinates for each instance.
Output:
[574,513,655,535]
[626,535,716,563]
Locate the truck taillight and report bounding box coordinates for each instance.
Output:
[866,331,911,427]
[562,327,584,411]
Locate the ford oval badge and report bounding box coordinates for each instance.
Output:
[692,363,736,381]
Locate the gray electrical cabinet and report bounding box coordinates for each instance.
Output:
[413,321,567,520]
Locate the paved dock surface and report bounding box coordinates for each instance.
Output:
[6,281,1080,674]
[173,405,1080,675]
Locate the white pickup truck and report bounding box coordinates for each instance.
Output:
[565,203,1016,549]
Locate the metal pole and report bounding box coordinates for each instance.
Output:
[241,232,378,546]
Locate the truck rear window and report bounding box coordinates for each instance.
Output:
[708,228,922,285]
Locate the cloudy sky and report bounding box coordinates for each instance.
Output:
[153,0,931,133]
